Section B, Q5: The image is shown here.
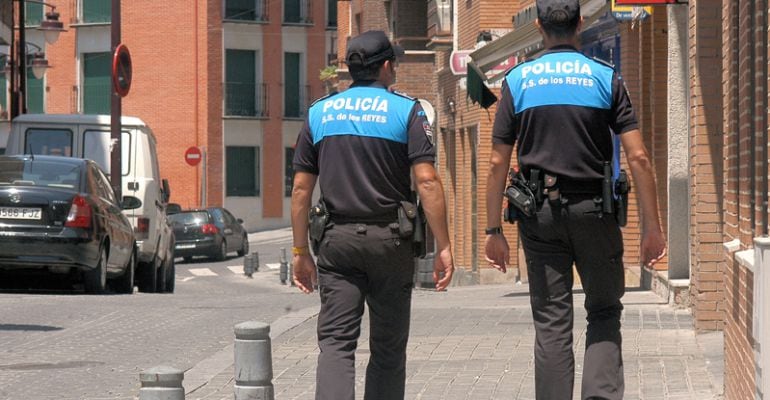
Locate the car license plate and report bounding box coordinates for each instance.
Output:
[0,207,42,220]
[176,244,195,249]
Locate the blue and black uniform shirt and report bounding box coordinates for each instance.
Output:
[293,81,435,219]
[492,45,638,182]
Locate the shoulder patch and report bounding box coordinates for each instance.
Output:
[309,91,338,107]
[591,57,616,71]
[390,90,416,101]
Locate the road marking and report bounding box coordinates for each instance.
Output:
[265,263,281,270]
[227,266,242,274]
[180,277,195,282]
[189,268,218,276]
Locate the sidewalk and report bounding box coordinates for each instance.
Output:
[185,281,724,400]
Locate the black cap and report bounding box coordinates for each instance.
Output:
[345,30,405,67]
[536,0,580,26]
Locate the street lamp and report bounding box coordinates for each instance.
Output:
[8,0,66,119]
[38,9,65,44]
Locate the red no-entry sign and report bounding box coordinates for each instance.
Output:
[184,146,202,166]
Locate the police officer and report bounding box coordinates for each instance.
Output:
[484,1,667,399]
[291,30,455,400]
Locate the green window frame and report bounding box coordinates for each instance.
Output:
[226,146,260,197]
[25,2,43,26]
[0,75,7,116]
[225,49,257,117]
[82,0,112,23]
[285,0,300,23]
[285,147,294,197]
[26,67,44,114]
[225,0,267,21]
[82,52,111,115]
[327,0,337,27]
[284,52,302,118]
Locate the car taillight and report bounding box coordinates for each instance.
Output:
[65,195,92,228]
[135,217,150,240]
[201,223,218,235]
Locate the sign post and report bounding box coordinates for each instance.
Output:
[110,0,122,200]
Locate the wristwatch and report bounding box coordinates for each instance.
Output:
[485,226,503,235]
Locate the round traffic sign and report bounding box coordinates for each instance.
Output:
[184,146,202,166]
[112,44,132,97]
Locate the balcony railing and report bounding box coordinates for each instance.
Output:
[225,82,269,118]
[284,84,310,119]
[427,0,452,38]
[284,0,312,25]
[224,0,269,23]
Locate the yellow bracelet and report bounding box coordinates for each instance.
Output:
[292,246,310,256]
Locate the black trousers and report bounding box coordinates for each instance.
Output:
[314,222,415,400]
[518,194,625,400]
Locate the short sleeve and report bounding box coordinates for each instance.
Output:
[406,103,436,164]
[491,79,517,146]
[610,73,638,134]
[292,121,319,175]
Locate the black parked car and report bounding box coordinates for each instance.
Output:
[170,207,249,262]
[0,155,139,294]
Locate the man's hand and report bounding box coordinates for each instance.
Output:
[485,234,510,273]
[433,246,454,291]
[641,228,666,268]
[292,254,317,294]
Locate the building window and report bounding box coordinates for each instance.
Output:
[225,0,268,22]
[0,75,7,118]
[327,0,337,28]
[81,0,112,23]
[225,49,267,117]
[285,0,312,24]
[26,67,44,114]
[285,147,294,197]
[82,52,111,115]
[226,146,260,196]
[284,52,305,118]
[25,2,43,26]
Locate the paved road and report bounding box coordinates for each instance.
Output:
[0,228,314,400]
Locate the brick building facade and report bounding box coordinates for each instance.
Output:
[0,0,338,231]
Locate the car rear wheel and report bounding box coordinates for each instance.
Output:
[237,234,249,257]
[163,257,175,293]
[138,260,158,293]
[213,240,227,262]
[84,247,107,294]
[113,250,135,294]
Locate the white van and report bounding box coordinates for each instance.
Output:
[5,114,176,293]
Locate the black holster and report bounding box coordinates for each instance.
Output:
[308,199,330,254]
[614,169,630,227]
[398,199,426,258]
[504,170,537,219]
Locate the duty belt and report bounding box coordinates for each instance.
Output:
[329,210,399,224]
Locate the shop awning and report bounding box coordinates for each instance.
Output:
[469,0,611,82]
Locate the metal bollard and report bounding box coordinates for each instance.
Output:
[279,248,288,285]
[139,366,185,400]
[234,321,274,400]
[243,254,254,277]
[252,252,260,272]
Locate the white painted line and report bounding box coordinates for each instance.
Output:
[228,266,242,274]
[180,277,195,282]
[265,263,281,270]
[189,268,218,277]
